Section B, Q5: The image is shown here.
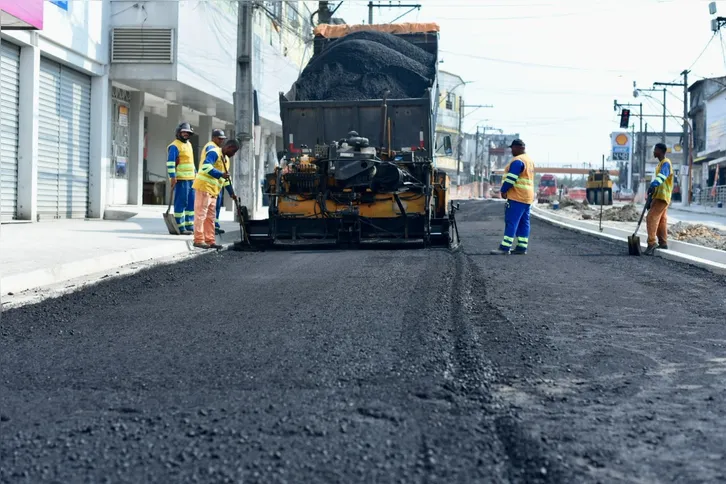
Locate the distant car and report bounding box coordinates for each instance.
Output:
[616,188,634,201]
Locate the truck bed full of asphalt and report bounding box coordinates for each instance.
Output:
[294,31,435,101]
[2,200,726,483]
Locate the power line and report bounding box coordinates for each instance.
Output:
[688,32,717,72]
[720,30,726,71]
[439,50,643,74]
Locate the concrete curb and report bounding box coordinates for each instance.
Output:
[2,236,238,296]
[530,207,726,276]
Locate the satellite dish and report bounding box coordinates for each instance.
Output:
[709,2,717,15]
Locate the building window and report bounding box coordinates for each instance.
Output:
[265,1,282,20]
[286,1,299,31]
[446,92,454,110]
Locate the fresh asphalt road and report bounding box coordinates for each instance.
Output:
[2,200,725,483]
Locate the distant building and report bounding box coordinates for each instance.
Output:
[459,131,520,182]
[688,77,726,195]
[434,71,465,178]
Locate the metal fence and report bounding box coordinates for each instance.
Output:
[692,185,726,206]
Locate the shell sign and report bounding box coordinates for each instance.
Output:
[610,132,632,161]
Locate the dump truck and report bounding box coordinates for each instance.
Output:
[537,174,558,204]
[585,170,613,205]
[242,23,458,249]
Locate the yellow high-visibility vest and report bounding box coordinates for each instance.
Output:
[503,153,535,204]
[653,157,674,204]
[166,139,196,180]
[193,143,229,196]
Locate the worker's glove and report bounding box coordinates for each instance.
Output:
[170,178,177,188]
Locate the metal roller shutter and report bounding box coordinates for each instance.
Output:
[37,58,91,219]
[0,42,21,221]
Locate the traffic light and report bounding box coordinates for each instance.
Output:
[619,108,631,129]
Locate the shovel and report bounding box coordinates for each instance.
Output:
[218,155,250,248]
[163,184,181,235]
[628,193,651,256]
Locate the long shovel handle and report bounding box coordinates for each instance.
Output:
[218,153,250,245]
[633,194,651,235]
[219,154,236,198]
[166,182,175,215]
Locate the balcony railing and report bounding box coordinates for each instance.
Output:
[692,185,726,205]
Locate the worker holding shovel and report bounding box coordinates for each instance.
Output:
[192,139,240,249]
[644,143,673,255]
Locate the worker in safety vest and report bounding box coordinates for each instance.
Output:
[192,139,240,249]
[167,122,197,235]
[491,139,535,255]
[644,142,674,255]
[199,129,230,235]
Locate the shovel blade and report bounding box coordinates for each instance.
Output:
[628,234,641,256]
[163,212,181,235]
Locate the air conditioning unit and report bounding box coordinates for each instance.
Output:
[112,28,174,63]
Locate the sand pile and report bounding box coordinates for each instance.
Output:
[556,198,590,210]
[601,204,641,222]
[668,222,726,251]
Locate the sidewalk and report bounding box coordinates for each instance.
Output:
[0,205,243,298]
[669,202,726,219]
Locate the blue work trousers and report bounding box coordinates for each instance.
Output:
[498,199,531,253]
[173,180,195,232]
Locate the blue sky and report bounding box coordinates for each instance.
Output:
[331,0,726,167]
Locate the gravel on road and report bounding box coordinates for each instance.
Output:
[2,200,725,483]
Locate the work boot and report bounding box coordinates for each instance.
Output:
[216,228,226,235]
[490,249,510,255]
[657,243,668,250]
[208,243,223,250]
[512,249,527,255]
[643,243,657,256]
[193,242,210,249]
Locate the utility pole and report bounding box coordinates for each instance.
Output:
[644,122,649,175]
[683,69,691,206]
[655,72,691,205]
[456,99,464,186]
[367,2,422,24]
[235,0,255,219]
[661,88,666,143]
[474,126,480,195]
[317,1,332,25]
[457,102,493,185]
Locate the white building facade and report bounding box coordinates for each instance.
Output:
[435,70,465,177]
[0,0,315,222]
